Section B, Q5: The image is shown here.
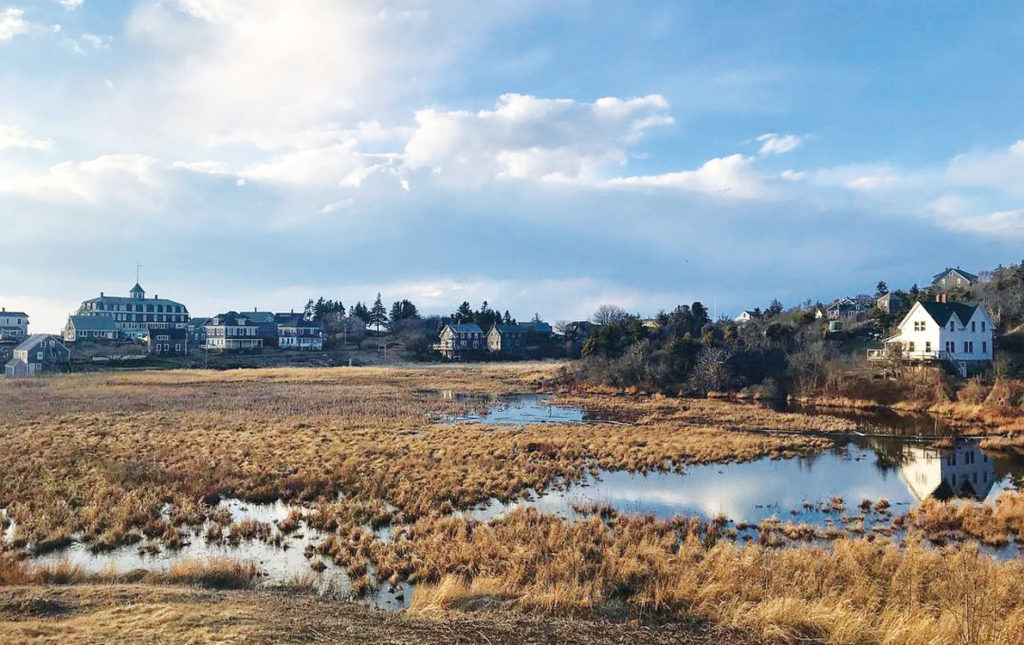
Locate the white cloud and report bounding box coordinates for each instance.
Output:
[607,154,768,199]
[947,209,1024,238]
[403,93,673,184]
[0,8,29,41]
[756,132,806,156]
[946,142,1024,197]
[0,154,162,204]
[58,0,85,9]
[0,125,54,150]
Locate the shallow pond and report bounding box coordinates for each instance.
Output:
[466,438,1024,544]
[443,393,594,424]
[20,499,410,610]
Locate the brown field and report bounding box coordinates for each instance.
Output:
[2,365,1024,644]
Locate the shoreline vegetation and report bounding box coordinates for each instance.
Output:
[2,365,1024,643]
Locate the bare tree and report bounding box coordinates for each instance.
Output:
[592,304,628,326]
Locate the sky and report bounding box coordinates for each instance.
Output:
[0,1,1022,333]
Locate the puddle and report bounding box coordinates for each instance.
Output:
[442,393,595,424]
[13,499,410,610]
[464,438,1024,552]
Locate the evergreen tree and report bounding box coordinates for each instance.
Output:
[454,301,473,324]
[875,281,888,296]
[390,299,420,321]
[503,310,513,325]
[352,302,370,323]
[303,299,315,320]
[369,293,388,332]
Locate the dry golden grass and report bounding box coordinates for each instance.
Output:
[3,365,1024,643]
[0,365,829,552]
[405,510,1024,644]
[0,584,750,645]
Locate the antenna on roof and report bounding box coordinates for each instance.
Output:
[136,261,142,284]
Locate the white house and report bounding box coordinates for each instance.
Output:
[879,297,993,375]
[735,310,758,324]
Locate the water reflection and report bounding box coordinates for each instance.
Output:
[901,444,995,501]
[446,393,589,424]
[19,499,409,610]
[467,439,1024,532]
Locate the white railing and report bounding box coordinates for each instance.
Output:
[867,349,955,362]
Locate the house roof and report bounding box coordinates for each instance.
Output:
[13,334,65,352]
[67,316,120,332]
[206,312,254,327]
[275,313,321,328]
[915,301,981,327]
[932,267,978,283]
[446,324,483,333]
[0,311,28,318]
[82,295,187,309]
[147,326,187,337]
[243,311,276,324]
[491,324,527,334]
[5,358,26,369]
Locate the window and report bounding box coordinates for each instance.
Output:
[982,341,987,353]
[981,321,986,332]
[925,341,931,353]
[157,305,164,313]
[908,341,915,352]
[949,321,955,331]
[971,321,976,332]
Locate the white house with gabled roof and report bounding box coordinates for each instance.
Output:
[877,295,993,376]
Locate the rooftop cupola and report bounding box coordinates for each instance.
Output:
[130,283,146,299]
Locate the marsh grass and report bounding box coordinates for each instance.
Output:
[3,366,1024,642]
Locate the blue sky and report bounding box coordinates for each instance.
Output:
[0,1,1021,332]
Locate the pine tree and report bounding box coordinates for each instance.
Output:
[455,301,473,324]
[369,293,388,332]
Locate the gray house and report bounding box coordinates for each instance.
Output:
[275,313,323,350]
[147,326,188,356]
[204,312,264,351]
[876,292,908,315]
[0,308,29,342]
[487,324,528,357]
[437,323,485,359]
[932,267,978,291]
[5,334,71,378]
[243,310,279,345]
[63,315,120,342]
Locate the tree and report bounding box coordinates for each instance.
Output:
[368,293,388,332]
[592,304,628,326]
[390,299,420,321]
[351,302,370,323]
[767,299,784,318]
[875,281,889,296]
[454,301,473,324]
[303,299,315,320]
[503,310,513,325]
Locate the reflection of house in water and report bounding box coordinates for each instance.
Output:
[900,443,995,501]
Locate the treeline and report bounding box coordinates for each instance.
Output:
[572,302,832,396]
